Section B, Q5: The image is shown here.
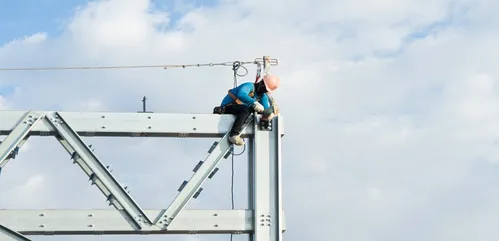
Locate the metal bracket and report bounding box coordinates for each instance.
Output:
[259,119,272,131]
[254,56,278,66]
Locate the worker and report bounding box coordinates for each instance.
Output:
[220,74,280,146]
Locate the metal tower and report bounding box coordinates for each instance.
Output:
[0,110,285,241]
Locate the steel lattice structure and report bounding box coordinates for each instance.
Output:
[0,110,285,241]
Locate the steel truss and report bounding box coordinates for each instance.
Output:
[0,110,285,241]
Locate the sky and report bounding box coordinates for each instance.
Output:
[0,0,499,240]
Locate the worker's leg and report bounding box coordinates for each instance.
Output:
[223,105,252,145]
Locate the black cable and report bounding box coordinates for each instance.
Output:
[230,153,235,241]
[231,144,246,156]
[229,145,246,241]
[229,61,248,241]
[231,151,235,209]
[228,60,252,241]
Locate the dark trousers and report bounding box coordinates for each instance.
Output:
[223,104,253,136]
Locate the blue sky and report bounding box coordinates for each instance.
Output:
[0,0,219,45]
[0,0,218,97]
[0,0,90,44]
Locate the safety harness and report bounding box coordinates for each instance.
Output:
[227,91,244,105]
[213,89,261,114]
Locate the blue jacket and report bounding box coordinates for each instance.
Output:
[221,82,270,108]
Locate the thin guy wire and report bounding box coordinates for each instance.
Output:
[0,61,263,71]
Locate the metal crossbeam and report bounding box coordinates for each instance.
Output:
[45,111,151,229]
[0,111,43,170]
[0,111,258,138]
[0,209,269,235]
[155,116,254,228]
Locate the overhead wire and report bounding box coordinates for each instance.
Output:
[0,60,266,71]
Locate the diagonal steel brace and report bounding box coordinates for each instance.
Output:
[154,115,254,228]
[0,224,31,241]
[45,111,152,229]
[0,111,44,170]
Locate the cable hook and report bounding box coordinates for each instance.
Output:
[231,61,248,87]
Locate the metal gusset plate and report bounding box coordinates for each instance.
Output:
[45,111,151,229]
[154,115,254,228]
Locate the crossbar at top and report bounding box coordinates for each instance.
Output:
[0,111,285,138]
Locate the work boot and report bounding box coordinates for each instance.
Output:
[229,135,245,146]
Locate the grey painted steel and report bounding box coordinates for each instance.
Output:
[0,110,286,241]
[0,224,31,241]
[0,209,252,235]
[0,111,43,169]
[45,112,151,229]
[253,116,283,241]
[271,117,284,241]
[0,111,256,137]
[155,115,254,228]
[247,134,255,241]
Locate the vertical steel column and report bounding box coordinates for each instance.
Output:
[247,134,255,241]
[252,115,283,241]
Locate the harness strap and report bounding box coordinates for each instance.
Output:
[227,91,244,105]
[227,89,261,108]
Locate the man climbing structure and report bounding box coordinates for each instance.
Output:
[218,74,280,146]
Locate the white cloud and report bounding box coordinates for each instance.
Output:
[0,0,498,240]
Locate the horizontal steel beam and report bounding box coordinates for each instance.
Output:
[0,209,257,235]
[0,111,275,138]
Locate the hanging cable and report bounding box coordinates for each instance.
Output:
[229,144,246,241]
[229,60,249,241]
[231,61,248,87]
[230,151,235,241]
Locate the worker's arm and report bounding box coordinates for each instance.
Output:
[260,94,276,120]
[235,83,258,105]
[259,94,271,109]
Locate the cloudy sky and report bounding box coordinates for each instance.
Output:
[0,0,498,240]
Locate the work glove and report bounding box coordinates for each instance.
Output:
[252,102,264,113]
[262,113,275,121]
[262,108,275,120]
